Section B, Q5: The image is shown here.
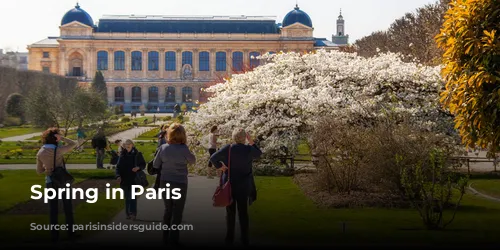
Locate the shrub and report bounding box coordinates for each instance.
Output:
[3,116,22,126]
[308,114,460,202]
[399,149,468,230]
[121,117,130,122]
[163,116,172,121]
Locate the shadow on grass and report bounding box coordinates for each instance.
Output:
[469,173,500,180]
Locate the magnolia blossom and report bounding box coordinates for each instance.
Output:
[187,49,454,155]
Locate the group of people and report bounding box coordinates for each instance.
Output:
[35,122,262,246]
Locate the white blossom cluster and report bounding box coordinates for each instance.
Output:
[187,49,453,154]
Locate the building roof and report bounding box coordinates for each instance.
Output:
[61,3,95,27]
[282,4,313,28]
[95,15,280,34]
[314,38,339,47]
[28,37,59,48]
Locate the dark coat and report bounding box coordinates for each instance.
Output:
[91,135,107,149]
[115,147,146,185]
[210,143,262,205]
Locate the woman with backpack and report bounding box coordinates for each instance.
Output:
[115,139,147,220]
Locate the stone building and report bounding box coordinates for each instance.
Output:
[0,49,28,71]
[27,3,348,113]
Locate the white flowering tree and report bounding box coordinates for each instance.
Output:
[187,49,455,158]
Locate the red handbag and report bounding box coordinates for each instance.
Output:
[213,145,233,207]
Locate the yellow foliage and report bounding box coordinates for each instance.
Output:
[436,0,500,154]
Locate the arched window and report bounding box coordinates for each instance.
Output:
[114,87,124,102]
[216,52,226,71]
[114,51,125,70]
[232,51,243,72]
[165,87,175,102]
[149,86,159,103]
[131,87,142,102]
[97,51,108,70]
[148,51,159,71]
[199,51,209,71]
[182,51,192,66]
[165,51,176,71]
[182,87,192,102]
[131,51,142,71]
[249,51,260,69]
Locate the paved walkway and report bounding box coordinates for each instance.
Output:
[107,127,155,142]
[0,164,99,170]
[78,175,247,247]
[468,182,500,203]
[1,132,45,142]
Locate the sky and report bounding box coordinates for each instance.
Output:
[1,0,437,52]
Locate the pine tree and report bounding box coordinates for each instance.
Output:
[92,71,107,99]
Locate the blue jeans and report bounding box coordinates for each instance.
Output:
[122,184,137,216]
[96,149,105,168]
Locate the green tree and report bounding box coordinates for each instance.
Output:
[92,71,107,99]
[5,93,24,122]
[435,0,500,156]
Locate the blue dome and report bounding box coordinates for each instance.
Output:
[282,5,312,28]
[61,3,94,27]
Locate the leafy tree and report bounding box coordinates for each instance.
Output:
[5,93,24,121]
[436,0,500,156]
[92,71,107,99]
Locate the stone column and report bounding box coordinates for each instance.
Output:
[142,48,148,79]
[176,49,182,79]
[192,86,200,103]
[210,49,216,77]
[89,46,96,79]
[175,85,183,103]
[159,85,166,105]
[124,85,132,104]
[193,49,199,79]
[142,85,149,107]
[125,48,131,79]
[243,49,250,69]
[159,49,165,79]
[108,48,114,73]
[226,49,232,76]
[59,46,66,76]
[107,85,114,103]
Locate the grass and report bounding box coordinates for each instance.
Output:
[0,127,44,139]
[136,128,161,141]
[471,179,500,198]
[0,141,159,164]
[0,169,156,243]
[249,176,500,246]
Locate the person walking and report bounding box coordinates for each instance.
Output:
[36,127,79,242]
[210,128,262,246]
[91,127,107,169]
[153,123,196,246]
[76,125,86,152]
[115,139,146,220]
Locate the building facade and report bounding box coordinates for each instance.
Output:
[0,49,28,71]
[27,3,348,113]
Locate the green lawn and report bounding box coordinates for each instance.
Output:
[0,141,159,164]
[0,169,155,243]
[136,127,161,141]
[0,127,44,139]
[471,179,500,198]
[249,176,500,246]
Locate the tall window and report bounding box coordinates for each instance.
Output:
[148,51,159,71]
[249,51,260,69]
[131,87,142,102]
[182,87,192,102]
[199,51,209,71]
[216,52,226,71]
[43,52,50,58]
[165,87,175,102]
[149,86,159,103]
[232,51,243,72]
[114,51,125,70]
[182,51,192,66]
[42,67,50,73]
[114,87,124,102]
[131,51,142,71]
[97,51,108,70]
[165,51,176,71]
